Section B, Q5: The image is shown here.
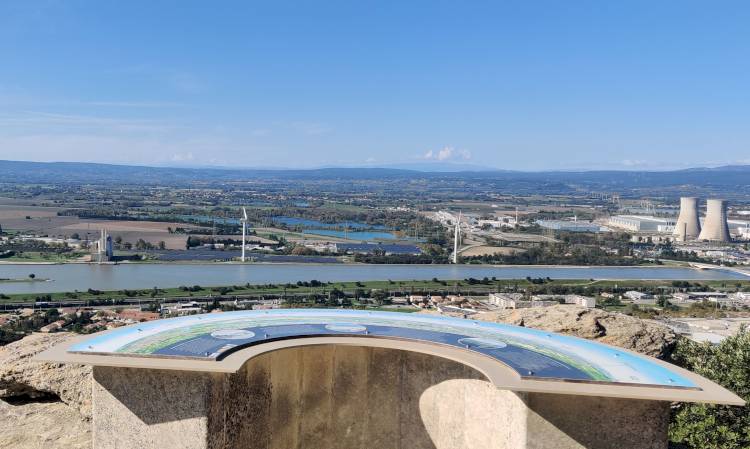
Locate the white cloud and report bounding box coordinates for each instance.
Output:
[620,159,647,167]
[423,146,471,161]
[171,152,194,162]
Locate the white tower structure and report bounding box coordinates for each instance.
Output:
[96,229,112,263]
[240,207,248,262]
[673,197,701,241]
[97,229,105,263]
[99,229,105,256]
[452,212,461,264]
[698,199,731,242]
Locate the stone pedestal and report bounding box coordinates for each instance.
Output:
[92,346,669,449]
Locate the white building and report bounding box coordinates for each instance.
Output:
[608,215,675,233]
[532,294,596,308]
[477,219,511,229]
[488,293,524,308]
[495,298,559,309]
[671,291,728,304]
[409,295,427,306]
[489,292,594,309]
[162,301,204,316]
[624,291,654,301]
[735,224,750,240]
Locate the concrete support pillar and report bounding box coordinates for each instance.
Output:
[92,366,215,449]
[92,346,669,449]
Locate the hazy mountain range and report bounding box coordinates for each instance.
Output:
[1,159,749,190]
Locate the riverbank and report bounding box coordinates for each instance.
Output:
[0,278,51,283]
[0,263,746,296]
[3,277,749,306]
[2,276,749,307]
[0,258,697,268]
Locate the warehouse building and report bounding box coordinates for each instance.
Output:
[608,215,675,233]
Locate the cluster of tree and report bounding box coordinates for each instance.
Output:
[281,288,395,307]
[64,311,98,333]
[288,245,319,256]
[668,328,750,449]
[168,226,216,235]
[59,208,130,220]
[132,239,164,250]
[185,235,272,250]
[296,280,325,287]
[0,239,76,254]
[654,242,736,265]
[463,243,642,266]
[186,236,208,249]
[464,277,499,285]
[671,281,711,290]
[0,309,66,346]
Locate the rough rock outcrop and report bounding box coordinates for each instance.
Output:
[0,332,92,418]
[429,305,678,359]
[0,309,675,449]
[0,399,91,449]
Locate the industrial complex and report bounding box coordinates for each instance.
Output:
[607,197,745,244]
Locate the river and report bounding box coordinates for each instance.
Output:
[0,263,746,295]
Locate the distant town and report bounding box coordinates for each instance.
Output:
[2,161,750,349]
[1,161,749,269]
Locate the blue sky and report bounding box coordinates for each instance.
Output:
[1,1,749,170]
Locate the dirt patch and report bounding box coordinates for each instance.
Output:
[0,400,91,449]
[1,216,203,250]
[460,246,526,257]
[0,205,62,220]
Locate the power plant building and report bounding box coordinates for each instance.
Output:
[673,197,701,241]
[608,215,675,233]
[698,199,731,242]
[610,198,740,243]
[536,220,605,233]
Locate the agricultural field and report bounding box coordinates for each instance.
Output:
[460,246,526,257]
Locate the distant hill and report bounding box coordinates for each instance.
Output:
[0,160,749,192]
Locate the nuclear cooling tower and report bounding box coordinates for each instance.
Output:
[698,199,731,242]
[673,197,701,241]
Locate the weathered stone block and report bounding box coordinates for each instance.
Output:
[92,346,669,449]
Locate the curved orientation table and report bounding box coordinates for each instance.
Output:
[38,309,743,405]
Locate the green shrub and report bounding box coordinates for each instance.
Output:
[669,327,750,449]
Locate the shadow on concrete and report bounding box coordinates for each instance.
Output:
[525,393,670,449]
[94,346,494,448]
[219,345,488,449]
[94,366,211,425]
